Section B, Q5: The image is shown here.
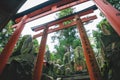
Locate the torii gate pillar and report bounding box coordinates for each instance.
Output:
[93,0,120,36]
[0,15,28,75]
[32,26,48,80]
[75,15,102,80]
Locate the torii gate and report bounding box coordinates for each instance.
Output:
[0,0,120,80]
[31,5,101,80]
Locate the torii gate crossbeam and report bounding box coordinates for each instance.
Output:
[14,0,89,23]
[33,15,97,39]
[31,5,97,32]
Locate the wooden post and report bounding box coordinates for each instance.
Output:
[75,15,102,80]
[32,26,48,80]
[93,0,120,36]
[0,15,27,75]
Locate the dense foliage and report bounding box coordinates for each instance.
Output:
[92,2,120,79]
[107,0,120,11]
[0,35,37,80]
[0,21,14,52]
[93,19,120,80]
[42,8,87,79]
[52,8,81,63]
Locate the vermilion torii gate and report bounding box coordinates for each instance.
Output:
[31,11,101,80]
[0,0,120,80]
[31,5,100,80]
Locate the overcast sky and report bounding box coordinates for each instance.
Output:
[18,0,103,52]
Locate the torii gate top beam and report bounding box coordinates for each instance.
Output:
[31,5,97,32]
[13,0,89,23]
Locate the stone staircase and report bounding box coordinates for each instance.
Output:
[58,72,90,80]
